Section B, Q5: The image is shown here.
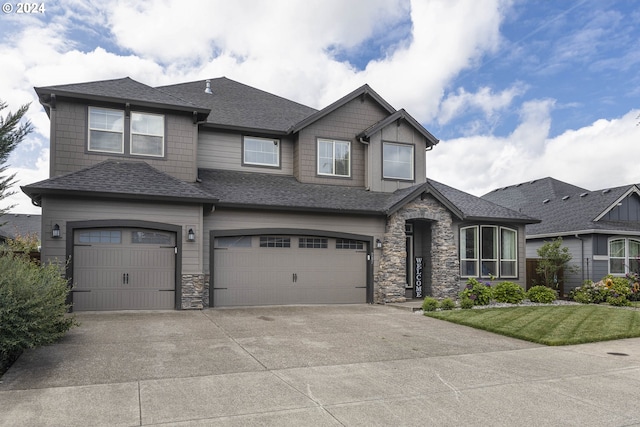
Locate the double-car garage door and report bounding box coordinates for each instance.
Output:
[72,228,176,311]
[213,235,368,307]
[71,229,367,310]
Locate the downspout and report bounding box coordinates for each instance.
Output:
[575,234,584,284]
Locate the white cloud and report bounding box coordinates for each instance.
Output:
[428,107,640,196]
[438,82,528,125]
[0,149,48,215]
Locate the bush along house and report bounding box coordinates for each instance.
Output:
[23,77,537,310]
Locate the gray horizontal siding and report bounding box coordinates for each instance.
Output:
[41,196,203,274]
[197,130,294,175]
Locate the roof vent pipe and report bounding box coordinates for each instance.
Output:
[204,79,212,94]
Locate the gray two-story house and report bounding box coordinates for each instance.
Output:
[23,77,536,311]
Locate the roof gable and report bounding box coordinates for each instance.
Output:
[290,84,396,134]
[385,179,537,223]
[357,109,439,147]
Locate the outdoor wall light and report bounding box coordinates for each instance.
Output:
[187,228,195,242]
[376,238,382,249]
[52,224,60,238]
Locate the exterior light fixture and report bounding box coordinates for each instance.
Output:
[187,228,195,242]
[52,224,61,238]
[376,238,382,249]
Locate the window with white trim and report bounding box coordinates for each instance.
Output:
[460,226,518,278]
[88,107,165,158]
[88,107,124,153]
[318,138,350,177]
[131,112,164,157]
[243,136,280,167]
[609,238,640,275]
[383,142,414,180]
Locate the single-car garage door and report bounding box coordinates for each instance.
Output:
[72,228,176,311]
[213,235,367,307]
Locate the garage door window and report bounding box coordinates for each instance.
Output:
[78,230,121,244]
[132,231,173,245]
[260,236,291,248]
[336,239,363,250]
[215,236,252,248]
[299,238,328,248]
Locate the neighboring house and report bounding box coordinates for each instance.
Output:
[483,177,640,292]
[0,213,42,244]
[23,77,535,311]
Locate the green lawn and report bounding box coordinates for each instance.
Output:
[424,305,640,345]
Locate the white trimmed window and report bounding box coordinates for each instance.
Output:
[609,238,640,275]
[88,107,165,158]
[318,138,350,177]
[460,226,518,278]
[244,136,280,167]
[131,112,164,157]
[88,107,124,153]
[383,142,414,180]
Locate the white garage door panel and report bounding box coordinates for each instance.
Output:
[213,237,366,307]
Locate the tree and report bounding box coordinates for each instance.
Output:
[536,237,575,289]
[0,100,33,217]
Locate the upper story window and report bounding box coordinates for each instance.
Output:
[460,225,517,278]
[88,107,124,154]
[243,136,280,167]
[383,142,414,180]
[318,138,350,177]
[88,107,165,158]
[609,237,640,275]
[131,112,164,157]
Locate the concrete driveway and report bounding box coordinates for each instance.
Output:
[1,304,640,426]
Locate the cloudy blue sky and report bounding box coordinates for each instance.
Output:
[0,0,638,214]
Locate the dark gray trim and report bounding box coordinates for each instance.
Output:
[358,109,439,147]
[381,140,416,183]
[213,202,384,216]
[209,228,374,307]
[65,219,182,311]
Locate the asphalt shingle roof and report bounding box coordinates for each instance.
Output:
[482,177,640,236]
[428,179,538,223]
[158,77,317,133]
[0,214,41,241]
[22,160,215,204]
[197,168,392,214]
[35,77,207,112]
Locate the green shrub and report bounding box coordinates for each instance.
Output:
[493,281,525,304]
[570,280,607,304]
[460,297,475,309]
[422,297,439,312]
[570,276,632,305]
[526,285,557,304]
[440,298,455,310]
[459,278,493,305]
[607,295,631,307]
[0,250,76,372]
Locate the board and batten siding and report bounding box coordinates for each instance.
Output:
[197,130,294,174]
[295,96,389,187]
[49,101,198,182]
[366,121,428,193]
[41,197,203,274]
[203,208,385,274]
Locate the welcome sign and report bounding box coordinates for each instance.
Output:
[415,257,423,298]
